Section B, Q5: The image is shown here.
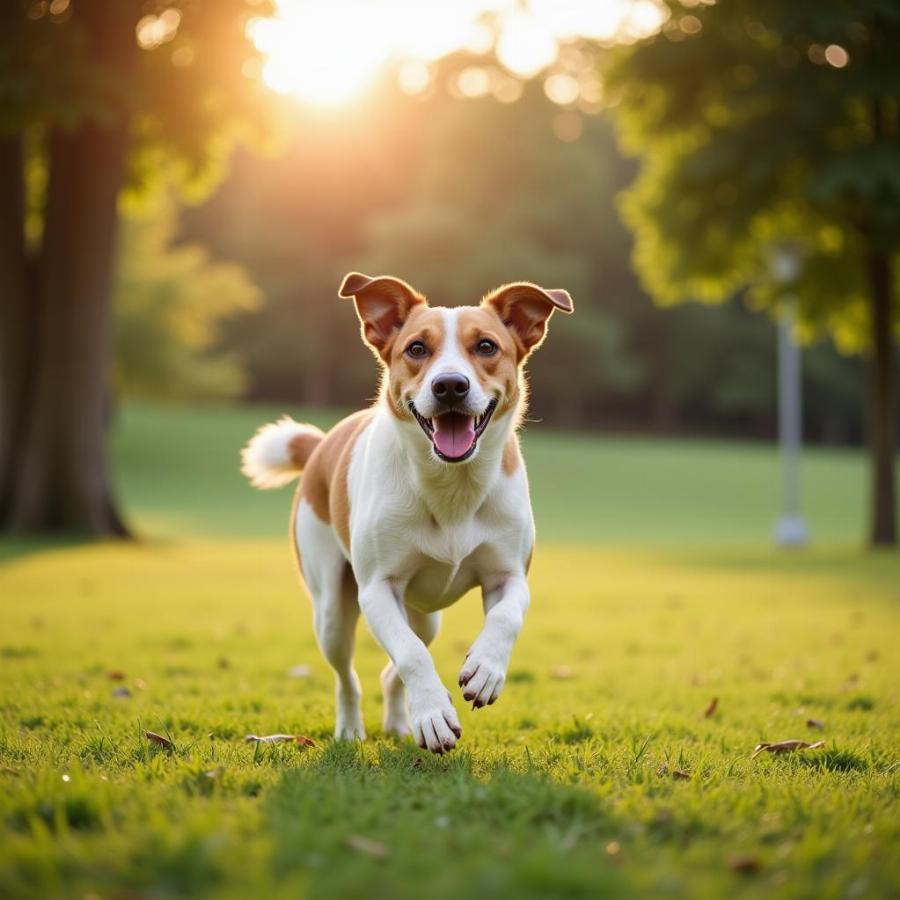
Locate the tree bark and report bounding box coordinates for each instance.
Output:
[866,250,897,546]
[0,135,31,518]
[3,0,139,536]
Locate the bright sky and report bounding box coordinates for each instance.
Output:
[247,0,666,107]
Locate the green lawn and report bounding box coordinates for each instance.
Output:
[111,403,876,544]
[1,403,898,899]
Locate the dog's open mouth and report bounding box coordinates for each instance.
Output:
[410,400,497,462]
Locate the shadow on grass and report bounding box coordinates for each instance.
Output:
[264,740,624,900]
[0,534,90,567]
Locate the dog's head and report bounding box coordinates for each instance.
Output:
[339,272,573,464]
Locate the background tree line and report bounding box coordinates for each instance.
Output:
[168,72,870,445]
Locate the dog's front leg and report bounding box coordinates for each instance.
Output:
[358,579,461,753]
[459,574,530,709]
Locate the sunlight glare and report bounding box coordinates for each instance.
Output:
[250,2,385,106]
[250,0,667,107]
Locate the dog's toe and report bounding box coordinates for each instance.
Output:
[412,704,461,754]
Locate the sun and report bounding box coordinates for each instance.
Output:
[249,1,387,107]
[248,1,667,109]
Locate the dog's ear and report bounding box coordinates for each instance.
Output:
[339,272,426,359]
[483,282,573,358]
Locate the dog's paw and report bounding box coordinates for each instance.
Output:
[410,701,462,754]
[458,647,507,709]
[334,721,367,741]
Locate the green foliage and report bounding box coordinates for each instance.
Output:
[606,0,900,348]
[113,196,261,402]
[1,0,278,203]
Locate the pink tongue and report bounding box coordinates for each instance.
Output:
[433,412,476,459]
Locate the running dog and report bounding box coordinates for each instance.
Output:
[241,272,573,753]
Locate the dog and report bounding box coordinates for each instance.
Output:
[241,272,573,753]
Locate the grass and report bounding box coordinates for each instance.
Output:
[1,403,899,899]
[111,402,880,544]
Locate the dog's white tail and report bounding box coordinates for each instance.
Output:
[240,416,325,489]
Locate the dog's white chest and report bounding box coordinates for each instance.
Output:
[401,519,486,611]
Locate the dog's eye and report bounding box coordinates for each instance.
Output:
[476,339,498,356]
[405,341,428,359]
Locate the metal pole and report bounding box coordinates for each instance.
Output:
[774,305,809,547]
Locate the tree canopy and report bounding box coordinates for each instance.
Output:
[605,0,900,544]
[605,0,900,347]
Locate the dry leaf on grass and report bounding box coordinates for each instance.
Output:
[244,734,316,747]
[806,718,825,730]
[657,762,691,780]
[145,731,173,750]
[107,670,126,681]
[751,739,824,759]
[728,855,761,874]
[345,835,390,859]
[704,697,718,718]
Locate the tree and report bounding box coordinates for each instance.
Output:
[606,0,900,545]
[113,195,261,402]
[0,0,271,536]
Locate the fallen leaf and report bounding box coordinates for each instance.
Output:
[751,740,824,759]
[704,697,718,718]
[112,686,132,699]
[287,664,311,678]
[244,734,316,747]
[806,718,825,730]
[133,678,146,691]
[346,835,390,859]
[107,670,126,681]
[551,665,574,680]
[672,768,691,780]
[728,855,761,874]
[145,731,173,750]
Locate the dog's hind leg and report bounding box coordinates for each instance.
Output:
[296,501,365,741]
[381,608,440,738]
[314,568,365,740]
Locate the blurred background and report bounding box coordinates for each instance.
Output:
[1,0,898,548]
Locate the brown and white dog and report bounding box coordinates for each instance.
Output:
[241,272,573,753]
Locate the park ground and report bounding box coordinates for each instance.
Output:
[1,404,899,899]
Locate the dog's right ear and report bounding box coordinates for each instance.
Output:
[339,272,426,360]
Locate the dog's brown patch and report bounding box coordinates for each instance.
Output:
[456,307,521,420]
[288,430,324,470]
[385,306,447,421]
[502,434,522,476]
[298,410,374,548]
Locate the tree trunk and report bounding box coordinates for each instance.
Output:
[3,0,139,536]
[0,135,31,518]
[866,250,897,546]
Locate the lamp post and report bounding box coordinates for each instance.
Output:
[768,245,809,548]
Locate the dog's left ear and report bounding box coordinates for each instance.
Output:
[483,282,574,357]
[339,272,426,360]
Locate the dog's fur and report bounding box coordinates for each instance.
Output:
[242,273,573,753]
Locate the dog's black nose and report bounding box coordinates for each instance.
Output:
[432,372,470,402]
